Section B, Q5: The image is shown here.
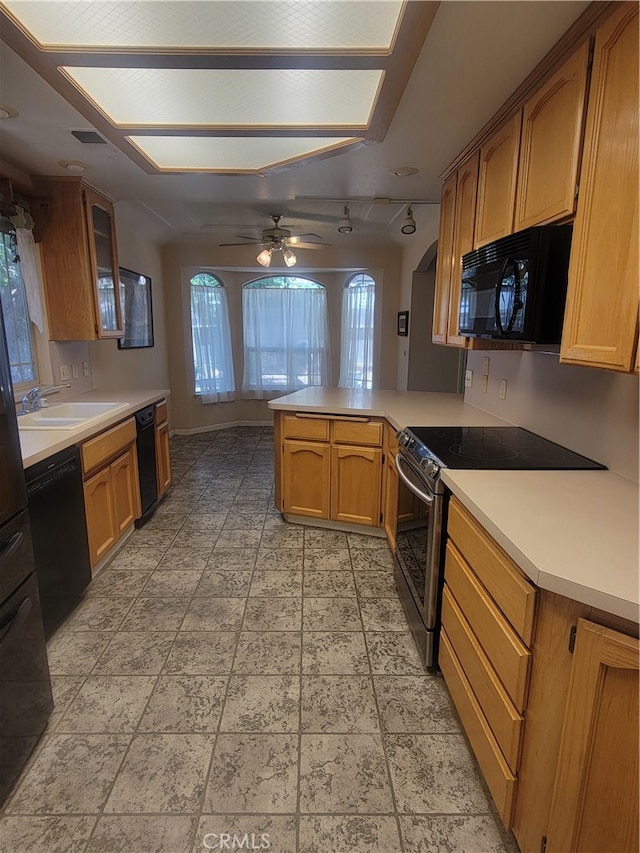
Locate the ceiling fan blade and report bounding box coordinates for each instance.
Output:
[219,241,262,247]
[289,232,324,243]
[291,241,330,250]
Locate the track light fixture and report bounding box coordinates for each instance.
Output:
[401,206,416,235]
[338,205,353,234]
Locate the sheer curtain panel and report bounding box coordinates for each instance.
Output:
[339,274,375,389]
[190,273,235,403]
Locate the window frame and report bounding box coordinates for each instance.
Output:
[188,270,235,400]
[339,271,376,390]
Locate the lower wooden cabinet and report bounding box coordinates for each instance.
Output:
[81,416,141,570]
[330,444,382,526]
[282,439,331,520]
[155,416,172,498]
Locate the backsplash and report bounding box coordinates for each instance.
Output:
[47,341,93,398]
[465,350,639,482]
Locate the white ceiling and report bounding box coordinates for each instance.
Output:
[0,1,590,246]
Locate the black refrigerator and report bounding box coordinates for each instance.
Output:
[0,299,53,806]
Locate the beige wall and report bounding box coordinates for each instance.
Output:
[89,203,171,399]
[161,239,402,432]
[465,350,640,483]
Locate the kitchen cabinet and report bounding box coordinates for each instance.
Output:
[513,591,639,853]
[560,3,639,372]
[474,111,522,248]
[81,417,141,570]
[514,42,590,231]
[276,412,384,528]
[155,398,172,498]
[35,177,123,341]
[440,497,536,828]
[547,618,639,853]
[432,153,480,347]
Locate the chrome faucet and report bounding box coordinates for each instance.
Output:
[19,383,71,415]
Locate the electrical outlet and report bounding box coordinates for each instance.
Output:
[83,361,90,376]
[481,374,488,394]
[464,369,473,388]
[59,364,70,381]
[499,379,508,400]
[483,356,490,376]
[71,363,79,379]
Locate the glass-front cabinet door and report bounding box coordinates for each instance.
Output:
[84,187,123,338]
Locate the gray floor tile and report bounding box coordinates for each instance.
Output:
[233,631,302,674]
[87,815,197,853]
[138,675,228,733]
[299,815,401,852]
[120,597,191,631]
[105,733,215,813]
[6,734,130,814]
[216,529,263,549]
[56,675,156,733]
[141,570,203,598]
[204,734,299,813]
[61,596,135,632]
[299,734,394,813]
[360,597,411,632]
[208,548,258,570]
[302,631,369,675]
[92,632,176,675]
[304,528,349,549]
[157,546,212,571]
[108,545,166,571]
[195,569,253,597]
[374,675,461,733]
[194,815,297,853]
[303,571,357,597]
[181,596,246,632]
[250,570,303,598]
[350,548,395,572]
[0,816,96,853]
[385,733,492,813]
[302,597,362,631]
[354,571,400,598]
[365,632,427,675]
[399,814,514,852]
[163,632,238,675]
[46,632,113,676]
[301,676,379,733]
[47,676,86,731]
[86,570,153,598]
[303,548,352,571]
[243,596,303,631]
[255,548,304,572]
[260,527,304,548]
[220,675,300,732]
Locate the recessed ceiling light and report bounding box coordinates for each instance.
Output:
[391,166,418,177]
[59,160,87,172]
[0,105,19,119]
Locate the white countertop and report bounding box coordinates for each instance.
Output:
[269,388,639,621]
[442,469,639,622]
[268,388,509,430]
[19,389,169,468]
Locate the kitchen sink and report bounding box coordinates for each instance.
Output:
[18,401,129,430]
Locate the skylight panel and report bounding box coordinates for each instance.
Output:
[3,1,404,51]
[126,135,359,172]
[62,68,384,127]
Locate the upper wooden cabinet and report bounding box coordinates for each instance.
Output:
[35,177,123,341]
[432,153,480,347]
[515,41,590,230]
[474,111,522,248]
[560,3,639,372]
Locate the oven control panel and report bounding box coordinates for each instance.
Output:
[397,429,443,484]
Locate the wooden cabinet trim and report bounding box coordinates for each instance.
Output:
[432,171,458,344]
[448,497,537,644]
[439,630,517,829]
[442,585,524,772]
[445,542,531,711]
[81,417,137,475]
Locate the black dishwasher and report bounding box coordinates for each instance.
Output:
[25,446,91,638]
[134,405,159,527]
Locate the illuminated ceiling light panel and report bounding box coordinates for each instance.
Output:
[3,1,404,51]
[62,68,383,127]
[127,135,358,172]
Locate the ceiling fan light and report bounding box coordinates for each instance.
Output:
[338,204,353,234]
[257,247,272,266]
[282,247,297,267]
[401,206,416,235]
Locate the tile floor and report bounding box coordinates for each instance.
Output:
[1,426,517,853]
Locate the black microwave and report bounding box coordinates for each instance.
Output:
[458,223,573,343]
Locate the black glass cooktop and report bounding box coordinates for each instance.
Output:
[406,426,606,471]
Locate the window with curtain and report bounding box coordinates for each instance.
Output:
[189,272,235,403]
[0,222,37,388]
[339,273,375,389]
[242,276,330,399]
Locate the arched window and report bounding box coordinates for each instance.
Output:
[189,272,235,403]
[339,273,375,389]
[242,275,330,399]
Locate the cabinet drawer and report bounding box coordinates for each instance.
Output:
[448,498,536,644]
[81,417,137,475]
[332,419,383,447]
[445,542,531,711]
[440,630,516,829]
[155,398,168,425]
[442,585,523,772]
[282,414,330,442]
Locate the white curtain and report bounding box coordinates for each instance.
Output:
[15,228,45,333]
[190,280,235,404]
[242,285,330,399]
[338,279,375,389]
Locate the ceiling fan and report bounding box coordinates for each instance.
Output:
[219,214,330,267]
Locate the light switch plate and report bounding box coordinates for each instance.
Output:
[499,379,508,400]
[71,363,79,379]
[481,374,488,394]
[83,361,90,376]
[59,364,70,381]
[465,369,473,388]
[482,356,490,376]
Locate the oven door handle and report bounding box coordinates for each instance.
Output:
[395,454,434,505]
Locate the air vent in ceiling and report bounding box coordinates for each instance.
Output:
[71,130,107,144]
